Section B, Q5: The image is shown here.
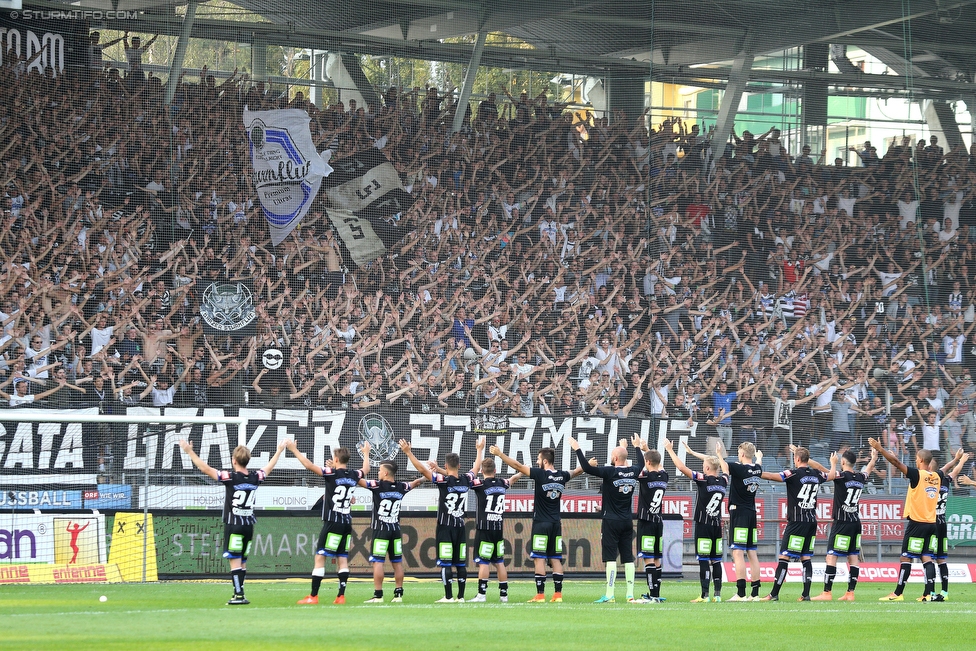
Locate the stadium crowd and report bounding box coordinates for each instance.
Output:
[2,42,976,481]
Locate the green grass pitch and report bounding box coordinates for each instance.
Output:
[2,579,974,650]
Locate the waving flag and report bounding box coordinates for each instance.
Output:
[244,108,333,245]
[322,148,415,268]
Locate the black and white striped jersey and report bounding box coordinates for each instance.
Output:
[434,471,476,528]
[320,466,365,524]
[637,469,669,523]
[472,476,512,531]
[219,469,266,526]
[364,479,412,532]
[831,470,867,523]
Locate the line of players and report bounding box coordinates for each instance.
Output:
[179,429,970,605]
[278,433,672,604]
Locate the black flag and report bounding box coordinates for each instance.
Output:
[322,148,415,268]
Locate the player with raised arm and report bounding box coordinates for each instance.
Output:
[570,435,641,603]
[633,435,669,602]
[687,439,764,601]
[759,445,827,602]
[812,447,877,601]
[469,458,522,602]
[931,449,970,600]
[360,461,426,603]
[664,438,729,602]
[179,438,287,605]
[490,443,586,602]
[291,439,371,605]
[400,437,484,603]
[869,437,941,601]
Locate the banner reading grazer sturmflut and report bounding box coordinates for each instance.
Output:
[244,108,332,245]
[322,148,415,268]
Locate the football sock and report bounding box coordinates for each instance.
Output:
[553,573,564,593]
[499,582,509,597]
[847,566,859,593]
[310,566,326,597]
[823,565,836,592]
[534,574,546,595]
[644,565,654,593]
[698,561,711,598]
[373,589,383,599]
[456,566,467,599]
[231,568,244,595]
[923,561,936,596]
[624,563,635,598]
[653,566,663,598]
[750,579,762,598]
[337,570,349,597]
[801,560,813,598]
[605,561,617,598]
[939,562,949,593]
[241,569,247,591]
[711,562,722,596]
[442,567,454,599]
[393,587,404,599]
[478,579,489,595]
[736,578,747,598]
[770,560,788,598]
[894,562,911,596]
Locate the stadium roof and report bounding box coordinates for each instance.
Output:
[40,0,976,94]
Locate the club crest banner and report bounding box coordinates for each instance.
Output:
[243,108,333,245]
[198,280,257,337]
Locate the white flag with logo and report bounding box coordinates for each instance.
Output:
[243,108,333,245]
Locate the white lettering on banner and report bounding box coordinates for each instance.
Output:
[444,415,471,455]
[0,491,78,508]
[161,408,198,470]
[539,418,574,469]
[507,418,535,471]
[574,417,603,464]
[407,413,440,463]
[948,514,975,542]
[200,409,232,470]
[5,424,33,468]
[310,410,343,468]
[0,28,64,76]
[505,495,603,513]
[605,419,618,465]
[53,423,83,469]
[0,410,94,469]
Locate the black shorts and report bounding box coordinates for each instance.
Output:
[316,521,352,558]
[826,521,862,557]
[779,521,817,559]
[369,529,403,563]
[601,519,635,563]
[695,522,724,562]
[935,521,949,560]
[728,508,758,551]
[637,519,664,560]
[222,523,254,561]
[529,520,563,560]
[901,520,937,559]
[474,529,505,565]
[436,525,467,567]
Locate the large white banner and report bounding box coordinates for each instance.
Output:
[243,108,332,245]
